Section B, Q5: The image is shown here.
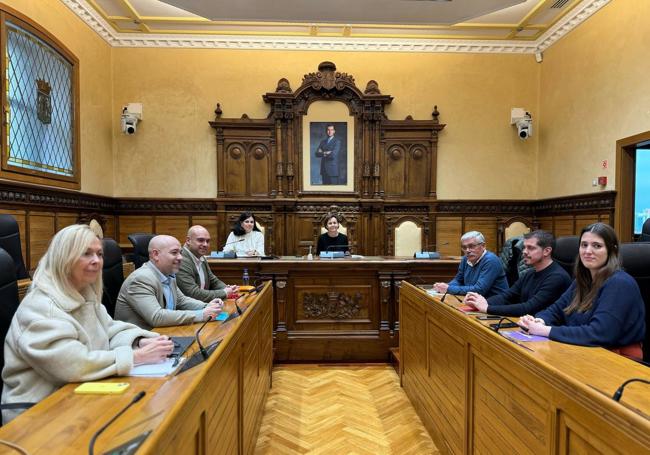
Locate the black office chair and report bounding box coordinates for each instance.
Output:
[101,238,124,318]
[551,235,580,278]
[127,233,155,269]
[499,236,527,286]
[638,218,650,242]
[0,247,33,424]
[619,242,650,363]
[0,214,29,280]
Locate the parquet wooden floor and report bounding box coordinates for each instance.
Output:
[254,364,439,455]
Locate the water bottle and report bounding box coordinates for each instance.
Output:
[242,268,250,286]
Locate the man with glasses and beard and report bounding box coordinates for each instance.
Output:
[433,231,508,298]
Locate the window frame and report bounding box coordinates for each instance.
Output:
[0,6,80,190]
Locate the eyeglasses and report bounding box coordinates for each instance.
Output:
[461,242,484,251]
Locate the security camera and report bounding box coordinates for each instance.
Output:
[516,115,532,140]
[121,113,138,135]
[510,108,532,140]
[120,103,143,135]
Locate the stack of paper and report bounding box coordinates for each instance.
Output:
[128,358,184,377]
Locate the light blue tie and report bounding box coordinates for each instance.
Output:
[162,276,175,310]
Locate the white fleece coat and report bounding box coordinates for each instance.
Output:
[1,281,155,423]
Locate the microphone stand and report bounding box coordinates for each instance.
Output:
[212,239,245,258]
[196,315,214,359]
[88,391,146,455]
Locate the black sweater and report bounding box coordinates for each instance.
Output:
[316,233,349,254]
[486,261,571,317]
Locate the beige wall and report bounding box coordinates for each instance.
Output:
[112,50,539,198]
[3,0,114,196]
[17,0,649,202]
[538,0,650,198]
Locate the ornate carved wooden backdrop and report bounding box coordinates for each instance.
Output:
[209,61,446,256]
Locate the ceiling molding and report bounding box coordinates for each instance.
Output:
[534,0,609,52]
[62,0,610,54]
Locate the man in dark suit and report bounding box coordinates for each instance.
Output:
[315,124,342,184]
[176,225,239,302]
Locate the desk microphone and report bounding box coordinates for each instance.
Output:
[88,391,146,455]
[612,378,650,402]
[222,238,245,249]
[233,294,245,315]
[414,242,447,259]
[326,244,350,252]
[491,317,527,332]
[196,315,214,359]
[441,290,449,303]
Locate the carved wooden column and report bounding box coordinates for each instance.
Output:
[362,118,371,197]
[379,271,392,336]
[286,118,295,196]
[429,106,440,198]
[274,117,283,197]
[392,271,410,334]
[271,272,289,351]
[214,104,226,198]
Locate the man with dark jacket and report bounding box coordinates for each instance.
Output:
[176,225,239,302]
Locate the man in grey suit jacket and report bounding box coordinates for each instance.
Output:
[115,235,223,330]
[177,225,239,302]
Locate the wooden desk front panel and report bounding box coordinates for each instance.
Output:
[209,257,459,362]
[400,283,650,455]
[290,270,377,330]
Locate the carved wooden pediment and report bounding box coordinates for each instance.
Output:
[302,61,355,92]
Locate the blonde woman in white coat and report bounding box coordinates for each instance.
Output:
[1,224,173,423]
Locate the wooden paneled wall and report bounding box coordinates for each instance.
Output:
[0,180,615,273]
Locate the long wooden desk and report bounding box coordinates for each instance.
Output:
[400,282,650,455]
[0,283,273,455]
[208,256,460,362]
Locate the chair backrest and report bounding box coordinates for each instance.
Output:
[551,235,580,278]
[0,214,29,280]
[499,236,530,286]
[394,220,422,256]
[101,238,123,318]
[0,248,20,400]
[619,242,650,362]
[127,233,155,269]
[639,218,650,242]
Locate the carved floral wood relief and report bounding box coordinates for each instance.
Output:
[302,291,362,319]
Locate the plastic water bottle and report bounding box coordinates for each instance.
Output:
[242,268,250,286]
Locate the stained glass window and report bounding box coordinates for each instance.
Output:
[1,12,78,186]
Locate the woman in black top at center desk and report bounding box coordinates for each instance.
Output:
[316,214,349,254]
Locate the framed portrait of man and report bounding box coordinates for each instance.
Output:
[310,122,347,186]
[302,101,354,192]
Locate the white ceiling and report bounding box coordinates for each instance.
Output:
[158,0,525,25]
[66,0,611,53]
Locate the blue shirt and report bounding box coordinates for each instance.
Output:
[447,251,508,297]
[151,264,176,310]
[151,264,204,320]
[535,270,645,348]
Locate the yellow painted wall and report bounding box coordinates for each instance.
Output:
[27,0,650,202]
[538,0,650,198]
[2,0,114,196]
[113,50,539,198]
